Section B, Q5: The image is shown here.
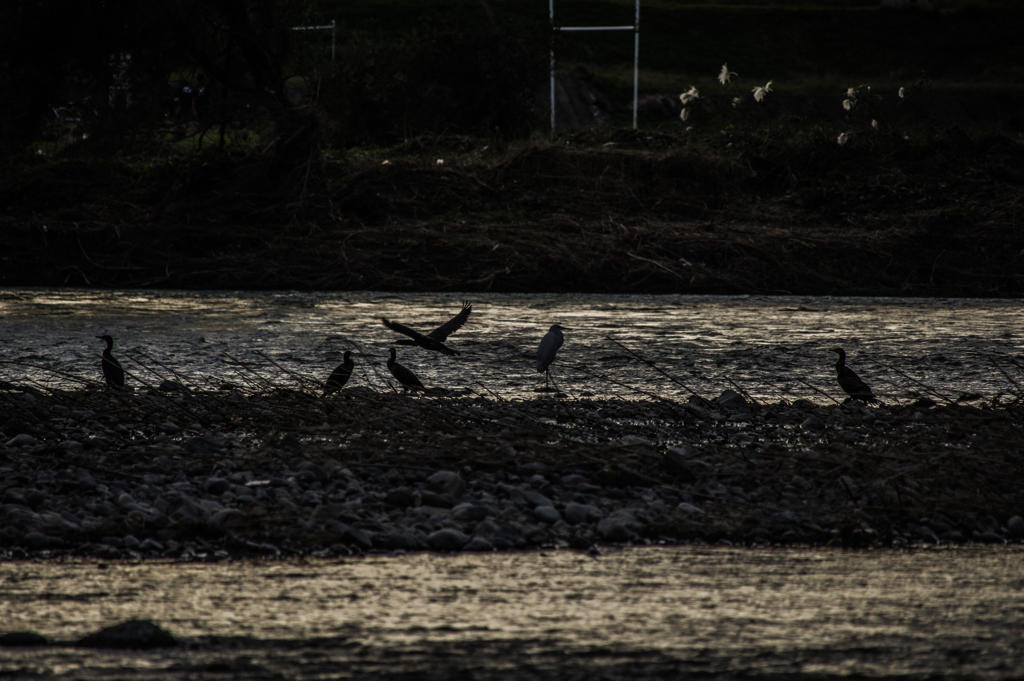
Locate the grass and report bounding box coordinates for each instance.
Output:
[313,0,1024,94]
[3,3,1024,296]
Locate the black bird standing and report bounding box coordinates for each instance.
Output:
[96,334,125,388]
[832,347,881,405]
[381,302,471,355]
[536,324,568,388]
[387,347,425,391]
[324,351,354,395]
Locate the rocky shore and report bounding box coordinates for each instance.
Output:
[2,384,1023,560]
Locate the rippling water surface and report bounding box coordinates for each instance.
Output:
[1,289,1021,402]
[2,547,1023,679]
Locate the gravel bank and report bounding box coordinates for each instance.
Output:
[2,384,1023,560]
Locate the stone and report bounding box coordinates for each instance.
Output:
[160,422,181,434]
[0,632,49,646]
[769,511,800,525]
[596,519,631,542]
[381,533,423,551]
[158,380,186,392]
[425,471,466,498]
[427,528,469,551]
[464,536,494,552]
[522,490,554,509]
[677,502,704,514]
[564,503,599,525]
[800,417,826,431]
[185,436,227,454]
[1007,516,1024,538]
[660,448,697,481]
[325,522,373,549]
[77,620,177,649]
[716,390,748,410]
[421,491,453,509]
[6,434,37,448]
[452,503,489,521]
[532,505,562,524]
[23,532,64,551]
[204,478,230,495]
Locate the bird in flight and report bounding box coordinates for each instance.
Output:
[381,301,472,355]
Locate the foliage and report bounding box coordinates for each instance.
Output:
[313,21,547,147]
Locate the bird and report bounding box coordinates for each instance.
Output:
[536,324,568,388]
[381,301,471,355]
[387,347,425,391]
[96,334,125,388]
[324,351,354,395]
[832,347,881,405]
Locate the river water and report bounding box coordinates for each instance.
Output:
[2,290,1024,678]
[2,547,1023,679]
[0,289,1021,403]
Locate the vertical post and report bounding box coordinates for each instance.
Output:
[633,0,639,129]
[550,0,556,134]
[331,20,336,62]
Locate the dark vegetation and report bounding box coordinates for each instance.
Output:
[2,0,1023,295]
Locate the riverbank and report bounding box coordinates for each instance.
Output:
[2,384,1022,560]
[3,124,1023,297]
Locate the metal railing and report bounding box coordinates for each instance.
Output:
[550,0,639,131]
[291,20,336,61]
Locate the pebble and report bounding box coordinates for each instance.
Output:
[0,390,1017,560]
[77,620,177,649]
[564,502,600,525]
[428,528,469,551]
[0,632,49,646]
[6,434,37,448]
[532,505,562,524]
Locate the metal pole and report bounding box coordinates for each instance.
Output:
[633,0,639,130]
[550,0,556,134]
[332,20,336,62]
[550,1,640,132]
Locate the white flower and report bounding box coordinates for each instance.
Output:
[382,160,391,165]
[436,159,444,165]
[680,108,690,121]
[842,99,854,111]
[752,80,773,103]
[898,86,906,99]
[837,132,851,146]
[679,86,700,105]
[871,119,879,130]
[718,64,737,86]
[731,96,743,108]
[846,87,856,98]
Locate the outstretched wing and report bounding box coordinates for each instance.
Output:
[382,317,458,355]
[427,301,472,342]
[381,317,426,342]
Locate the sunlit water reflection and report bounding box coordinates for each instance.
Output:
[1,547,1023,679]
[1,289,1020,403]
